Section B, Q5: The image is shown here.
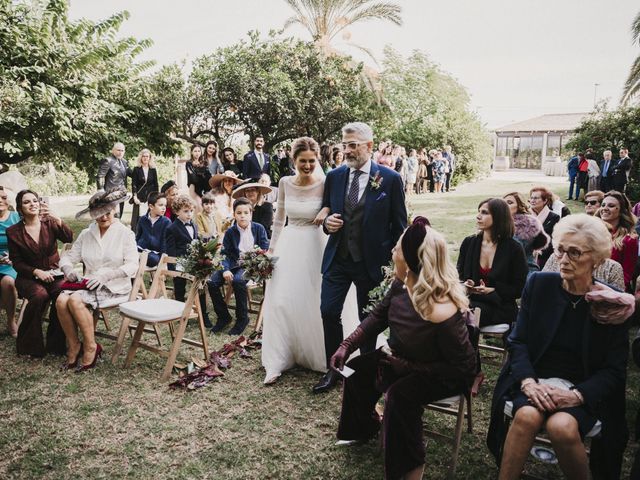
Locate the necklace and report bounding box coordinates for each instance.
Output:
[569,296,584,309]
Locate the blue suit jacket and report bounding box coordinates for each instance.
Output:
[136,213,171,253]
[321,161,407,282]
[567,156,579,176]
[221,222,270,271]
[164,219,199,258]
[242,151,271,180]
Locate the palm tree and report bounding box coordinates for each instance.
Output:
[621,10,640,105]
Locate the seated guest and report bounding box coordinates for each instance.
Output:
[57,188,138,371]
[584,190,604,215]
[457,198,528,327]
[135,192,171,267]
[232,180,274,238]
[164,195,211,328]
[331,218,476,480]
[0,187,21,337]
[209,171,242,221]
[196,192,223,240]
[160,180,180,222]
[503,192,548,273]
[543,255,625,291]
[487,214,631,480]
[259,173,278,204]
[596,190,638,291]
[208,198,269,335]
[7,190,73,357]
[529,186,561,268]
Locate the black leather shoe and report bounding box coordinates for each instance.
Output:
[210,319,231,333]
[312,370,340,394]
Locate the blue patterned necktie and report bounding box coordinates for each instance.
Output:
[348,170,363,208]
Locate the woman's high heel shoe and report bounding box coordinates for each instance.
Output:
[60,343,83,371]
[75,343,102,373]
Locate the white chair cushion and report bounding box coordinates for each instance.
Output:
[431,395,462,407]
[480,324,510,334]
[504,400,602,437]
[119,298,185,322]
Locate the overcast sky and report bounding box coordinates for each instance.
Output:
[69,0,639,129]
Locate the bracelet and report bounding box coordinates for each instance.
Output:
[570,387,584,404]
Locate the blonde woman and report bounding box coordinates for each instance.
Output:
[130,148,158,232]
[331,218,476,480]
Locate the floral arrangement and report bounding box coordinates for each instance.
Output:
[369,172,383,190]
[363,261,395,313]
[177,237,224,280]
[239,246,278,283]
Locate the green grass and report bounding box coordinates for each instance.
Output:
[0,178,637,479]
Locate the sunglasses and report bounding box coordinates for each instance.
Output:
[585,200,600,206]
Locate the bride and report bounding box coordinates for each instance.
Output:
[261,137,360,384]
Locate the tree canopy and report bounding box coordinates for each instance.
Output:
[621,9,640,105]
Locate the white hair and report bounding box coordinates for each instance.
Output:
[113,142,125,150]
[603,150,612,157]
[342,122,373,142]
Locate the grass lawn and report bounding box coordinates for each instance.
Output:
[0,174,637,479]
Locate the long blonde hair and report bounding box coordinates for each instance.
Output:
[409,228,469,318]
[136,148,156,168]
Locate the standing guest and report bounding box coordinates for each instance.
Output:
[596,190,638,291]
[195,192,223,240]
[8,190,73,357]
[487,214,631,480]
[231,181,274,238]
[208,198,270,335]
[130,148,159,233]
[209,171,242,221]
[57,188,137,371]
[426,149,436,193]
[242,135,271,180]
[332,149,344,169]
[97,142,130,218]
[160,180,179,222]
[277,146,295,178]
[372,141,387,164]
[586,152,601,193]
[204,140,224,176]
[600,150,614,193]
[320,144,333,174]
[566,154,579,200]
[405,149,418,195]
[416,151,428,194]
[529,186,561,268]
[503,192,548,273]
[613,148,632,193]
[332,220,476,480]
[457,198,528,327]
[443,145,456,193]
[0,187,20,337]
[575,153,589,201]
[432,150,447,193]
[221,147,242,178]
[377,143,396,169]
[551,194,571,218]
[185,144,212,212]
[584,190,604,215]
[136,192,171,268]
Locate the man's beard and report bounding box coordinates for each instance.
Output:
[345,155,366,169]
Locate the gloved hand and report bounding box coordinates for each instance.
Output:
[329,326,367,373]
[61,265,79,283]
[86,269,124,290]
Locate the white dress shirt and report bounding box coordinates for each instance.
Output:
[347,158,372,202]
[238,224,255,253]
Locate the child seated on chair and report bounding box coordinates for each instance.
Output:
[196,192,223,240]
[164,195,212,328]
[136,192,171,267]
[208,197,269,335]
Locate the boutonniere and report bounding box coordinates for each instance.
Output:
[369,172,383,190]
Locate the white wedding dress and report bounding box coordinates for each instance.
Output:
[261,176,361,383]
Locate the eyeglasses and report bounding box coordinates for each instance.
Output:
[341,141,368,150]
[529,196,541,201]
[585,200,600,206]
[554,245,590,261]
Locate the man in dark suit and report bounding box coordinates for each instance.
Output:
[612,147,632,193]
[314,122,407,393]
[97,142,130,217]
[599,149,614,193]
[242,136,271,181]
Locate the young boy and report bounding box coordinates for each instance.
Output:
[164,195,212,327]
[209,197,269,335]
[196,192,223,240]
[135,192,171,267]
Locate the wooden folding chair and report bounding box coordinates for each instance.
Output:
[112,254,209,381]
[224,279,266,332]
[478,321,510,366]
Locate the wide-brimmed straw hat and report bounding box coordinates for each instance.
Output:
[209,171,242,189]
[76,188,130,220]
[231,181,273,199]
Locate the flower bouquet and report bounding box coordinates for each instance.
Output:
[363,261,395,313]
[239,246,278,283]
[177,237,224,280]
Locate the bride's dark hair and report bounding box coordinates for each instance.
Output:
[291,137,319,160]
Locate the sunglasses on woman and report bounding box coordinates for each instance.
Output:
[585,200,600,206]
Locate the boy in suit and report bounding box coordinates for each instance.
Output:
[164,195,212,327]
[208,197,270,335]
[136,192,171,267]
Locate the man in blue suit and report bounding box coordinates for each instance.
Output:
[566,155,579,200]
[242,135,271,180]
[313,122,407,393]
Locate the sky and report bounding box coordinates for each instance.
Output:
[68,0,639,129]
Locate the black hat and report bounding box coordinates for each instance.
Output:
[161,180,177,194]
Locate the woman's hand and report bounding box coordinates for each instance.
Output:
[0,253,11,265]
[329,344,350,372]
[223,271,234,284]
[313,207,330,226]
[547,387,583,409]
[39,202,62,225]
[61,265,79,283]
[468,280,495,295]
[133,196,141,205]
[34,269,54,283]
[521,380,557,412]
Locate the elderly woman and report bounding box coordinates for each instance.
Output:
[503,192,548,273]
[57,189,138,371]
[0,187,21,337]
[231,180,274,237]
[584,190,604,216]
[457,198,528,327]
[331,218,476,480]
[487,214,631,480]
[130,148,159,233]
[7,190,74,357]
[529,186,561,268]
[596,190,638,292]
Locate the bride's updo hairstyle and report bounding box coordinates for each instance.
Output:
[291,137,320,160]
[401,217,469,318]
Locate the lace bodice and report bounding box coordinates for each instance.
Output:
[270,176,325,249]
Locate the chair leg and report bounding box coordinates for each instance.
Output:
[466,393,473,433]
[124,321,146,368]
[162,318,188,381]
[194,296,209,360]
[254,283,265,332]
[152,325,163,347]
[112,315,132,364]
[447,396,466,480]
